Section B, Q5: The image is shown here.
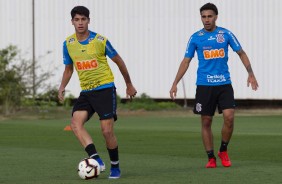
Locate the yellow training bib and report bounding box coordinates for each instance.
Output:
[66,33,114,90]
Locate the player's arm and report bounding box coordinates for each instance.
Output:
[170,57,192,100]
[237,49,259,91]
[58,41,74,102]
[58,64,74,102]
[111,54,137,99]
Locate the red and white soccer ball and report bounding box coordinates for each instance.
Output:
[77,158,100,180]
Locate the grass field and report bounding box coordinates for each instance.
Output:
[0,110,282,184]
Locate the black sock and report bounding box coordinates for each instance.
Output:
[85,143,100,159]
[219,141,229,152]
[107,147,119,168]
[207,150,215,159]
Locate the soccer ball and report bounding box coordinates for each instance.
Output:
[77,158,100,180]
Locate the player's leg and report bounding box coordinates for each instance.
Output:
[201,115,216,168]
[194,86,217,168]
[71,93,105,170]
[216,108,234,167]
[201,115,214,153]
[221,108,234,148]
[71,110,92,147]
[100,118,117,149]
[217,84,235,167]
[100,118,120,179]
[93,86,120,178]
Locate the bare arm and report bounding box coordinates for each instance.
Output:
[111,54,137,99]
[237,49,259,91]
[170,57,192,100]
[58,64,74,102]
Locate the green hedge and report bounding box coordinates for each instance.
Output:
[118,93,181,111]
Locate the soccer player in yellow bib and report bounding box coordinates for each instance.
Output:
[58,6,137,179]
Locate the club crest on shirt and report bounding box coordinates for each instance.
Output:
[97,35,105,41]
[216,34,225,43]
[69,38,75,44]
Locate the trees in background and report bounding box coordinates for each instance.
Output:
[0,46,26,115]
[0,45,56,115]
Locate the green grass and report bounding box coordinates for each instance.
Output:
[0,111,282,184]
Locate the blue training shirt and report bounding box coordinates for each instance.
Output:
[185,27,242,86]
[63,30,118,91]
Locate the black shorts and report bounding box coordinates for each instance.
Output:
[72,86,117,121]
[193,84,235,116]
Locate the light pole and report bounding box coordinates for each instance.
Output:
[32,0,36,97]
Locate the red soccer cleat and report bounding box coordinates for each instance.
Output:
[206,157,217,168]
[218,151,232,167]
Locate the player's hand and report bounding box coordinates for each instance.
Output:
[247,74,259,91]
[170,85,177,100]
[126,84,137,101]
[58,88,65,102]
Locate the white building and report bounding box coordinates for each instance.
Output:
[1,0,281,99]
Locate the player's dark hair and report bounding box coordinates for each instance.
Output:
[71,6,90,19]
[200,3,218,15]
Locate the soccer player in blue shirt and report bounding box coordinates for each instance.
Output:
[170,3,258,168]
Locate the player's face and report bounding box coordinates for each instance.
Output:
[201,10,217,32]
[71,14,90,34]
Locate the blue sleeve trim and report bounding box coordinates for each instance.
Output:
[227,31,242,52]
[63,41,73,65]
[105,40,118,58]
[184,36,196,58]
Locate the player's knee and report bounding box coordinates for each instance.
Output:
[201,116,212,128]
[224,115,234,128]
[70,119,83,132]
[102,128,112,136]
[70,121,77,132]
[101,128,114,139]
